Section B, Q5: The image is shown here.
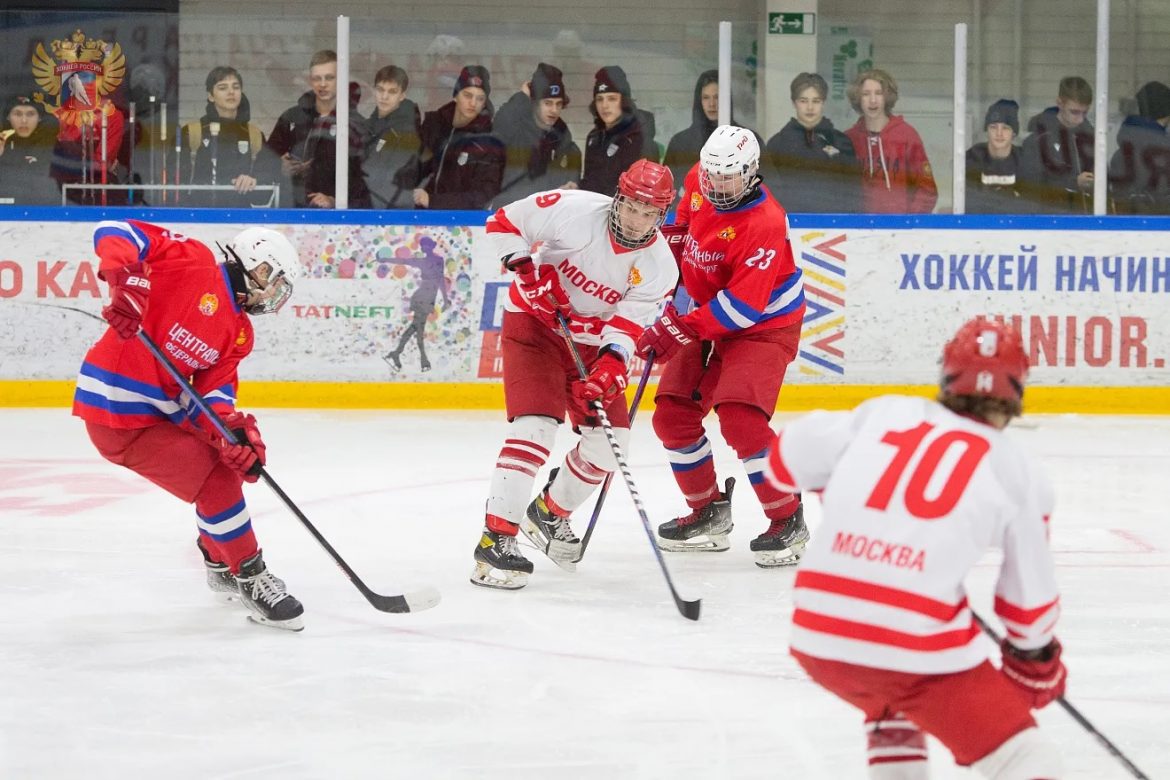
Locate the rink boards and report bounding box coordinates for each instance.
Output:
[1,208,1168,413]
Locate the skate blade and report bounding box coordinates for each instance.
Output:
[519,519,579,573]
[656,534,730,553]
[470,561,528,590]
[245,613,305,632]
[753,545,806,568]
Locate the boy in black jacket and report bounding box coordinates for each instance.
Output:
[361,65,421,209]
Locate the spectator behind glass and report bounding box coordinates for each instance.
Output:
[266,49,370,208]
[965,99,1024,214]
[179,67,280,208]
[493,62,581,206]
[764,72,860,213]
[0,94,60,205]
[361,65,421,209]
[845,68,937,214]
[1108,81,1170,215]
[394,65,504,210]
[1019,76,1095,214]
[579,66,654,195]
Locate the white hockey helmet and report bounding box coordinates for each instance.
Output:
[224,227,300,315]
[698,125,760,209]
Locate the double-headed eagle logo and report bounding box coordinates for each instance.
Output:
[31,29,125,129]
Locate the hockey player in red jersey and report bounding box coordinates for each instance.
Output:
[765,317,1066,778]
[73,221,305,630]
[635,125,808,566]
[471,160,679,589]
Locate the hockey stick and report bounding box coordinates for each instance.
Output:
[133,328,441,614]
[973,613,1149,779]
[552,313,699,621]
[573,353,655,563]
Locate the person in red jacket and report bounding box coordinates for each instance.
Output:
[844,68,937,214]
[73,221,305,631]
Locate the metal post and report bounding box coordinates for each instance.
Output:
[718,21,731,126]
[953,23,968,214]
[335,14,350,209]
[1093,0,1110,215]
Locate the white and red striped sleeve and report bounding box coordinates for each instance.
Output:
[765,407,866,493]
[994,460,1060,651]
[485,191,567,267]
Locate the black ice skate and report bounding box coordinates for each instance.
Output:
[383,350,402,371]
[657,478,735,552]
[521,475,579,572]
[750,503,810,568]
[471,526,534,590]
[198,537,238,601]
[235,551,304,631]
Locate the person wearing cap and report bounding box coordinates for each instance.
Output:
[394,64,504,210]
[266,49,370,208]
[491,62,582,206]
[579,65,657,196]
[1109,81,1170,214]
[179,66,281,208]
[964,98,1024,214]
[0,94,59,205]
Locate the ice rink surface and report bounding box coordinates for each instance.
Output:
[1,408,1167,779]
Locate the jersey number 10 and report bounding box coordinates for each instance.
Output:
[865,422,991,520]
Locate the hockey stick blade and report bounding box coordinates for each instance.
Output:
[676,594,701,621]
[364,584,443,614]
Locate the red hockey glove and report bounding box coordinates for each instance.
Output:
[101,264,151,339]
[635,303,697,363]
[218,412,266,483]
[572,349,628,408]
[1000,638,1066,709]
[512,256,571,326]
[659,222,688,264]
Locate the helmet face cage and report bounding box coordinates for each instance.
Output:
[609,194,667,249]
[698,125,760,209]
[609,160,674,249]
[224,227,299,315]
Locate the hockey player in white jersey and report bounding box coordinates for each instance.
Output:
[471,160,679,589]
[765,316,1067,779]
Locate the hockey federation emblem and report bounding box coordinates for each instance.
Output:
[237,140,249,154]
[606,143,618,158]
[198,293,219,316]
[236,327,248,346]
[690,192,703,211]
[30,29,125,130]
[718,226,737,241]
[457,151,469,166]
[628,266,643,286]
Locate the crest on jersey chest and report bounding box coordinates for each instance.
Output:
[628,266,642,286]
[690,192,703,211]
[198,293,219,316]
[718,226,737,241]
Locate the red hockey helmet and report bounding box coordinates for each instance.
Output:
[940,316,1029,404]
[610,160,675,249]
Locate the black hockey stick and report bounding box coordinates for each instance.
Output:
[134,328,441,614]
[974,613,1149,779]
[553,313,700,621]
[573,353,655,563]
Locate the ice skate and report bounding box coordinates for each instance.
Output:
[750,503,809,568]
[521,476,579,572]
[419,356,432,372]
[657,478,735,552]
[471,526,534,590]
[235,551,304,631]
[382,350,402,371]
[197,537,238,601]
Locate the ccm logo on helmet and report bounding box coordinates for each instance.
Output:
[556,258,621,305]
